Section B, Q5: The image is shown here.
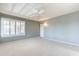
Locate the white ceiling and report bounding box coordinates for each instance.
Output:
[0,3,79,21]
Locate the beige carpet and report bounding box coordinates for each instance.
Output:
[0,37,79,56]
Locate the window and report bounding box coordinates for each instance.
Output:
[20,21,25,34]
[10,20,15,35]
[1,17,25,37]
[16,21,21,35]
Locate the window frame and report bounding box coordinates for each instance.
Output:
[1,17,25,37]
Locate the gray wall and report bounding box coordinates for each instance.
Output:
[0,15,40,43]
[43,11,79,45]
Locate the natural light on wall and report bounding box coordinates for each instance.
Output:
[43,22,48,27]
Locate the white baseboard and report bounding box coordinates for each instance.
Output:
[41,37,79,47]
